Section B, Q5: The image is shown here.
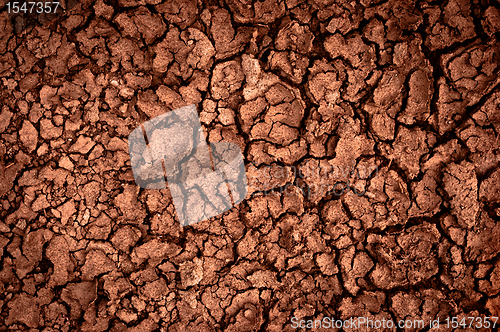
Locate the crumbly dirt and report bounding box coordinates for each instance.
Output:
[0,0,499,331]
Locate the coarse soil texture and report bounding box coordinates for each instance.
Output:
[0,0,500,331]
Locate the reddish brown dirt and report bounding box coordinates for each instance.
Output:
[0,0,500,331]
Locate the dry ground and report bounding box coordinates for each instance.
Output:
[0,0,500,331]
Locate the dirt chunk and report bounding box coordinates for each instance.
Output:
[211,60,245,100]
[6,293,40,328]
[131,238,181,266]
[179,257,204,288]
[156,0,198,30]
[19,120,38,152]
[209,8,253,60]
[424,0,476,50]
[111,226,140,252]
[46,236,74,287]
[58,199,76,225]
[437,42,500,134]
[386,127,431,179]
[81,250,116,280]
[367,223,440,289]
[443,161,479,229]
[114,184,147,221]
[70,135,95,154]
[340,247,374,295]
[0,106,13,133]
[226,0,285,24]
[140,278,167,300]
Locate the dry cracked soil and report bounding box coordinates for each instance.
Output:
[0,0,500,331]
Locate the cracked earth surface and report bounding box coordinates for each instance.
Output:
[0,0,500,330]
